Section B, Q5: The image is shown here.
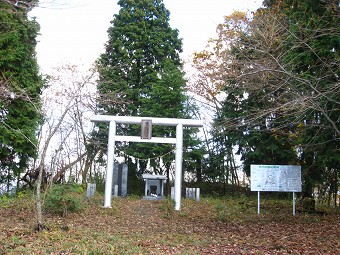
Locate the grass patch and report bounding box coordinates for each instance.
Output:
[0,192,338,254]
[159,197,175,218]
[44,183,84,217]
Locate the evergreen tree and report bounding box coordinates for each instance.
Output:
[263,0,340,198]
[192,1,339,198]
[0,0,42,191]
[93,0,200,193]
[97,0,182,117]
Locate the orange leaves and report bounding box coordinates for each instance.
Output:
[192,50,213,64]
[217,11,249,43]
[188,10,254,109]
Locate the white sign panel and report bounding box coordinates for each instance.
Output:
[251,165,302,192]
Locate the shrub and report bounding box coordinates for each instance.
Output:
[44,184,84,216]
[159,197,175,218]
[90,172,105,193]
[300,197,316,212]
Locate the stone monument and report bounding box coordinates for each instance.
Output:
[112,163,128,197]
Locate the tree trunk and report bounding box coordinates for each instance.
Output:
[35,98,73,230]
[196,157,202,183]
[82,156,92,185]
[165,162,171,196]
[6,169,10,193]
[334,170,338,208]
[36,164,44,231]
[52,152,86,183]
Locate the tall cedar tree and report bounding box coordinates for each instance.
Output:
[0,0,42,191]
[94,0,199,193]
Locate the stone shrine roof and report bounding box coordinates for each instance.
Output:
[142,174,167,180]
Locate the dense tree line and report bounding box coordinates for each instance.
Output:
[0,0,338,208]
[0,0,42,192]
[190,0,339,203]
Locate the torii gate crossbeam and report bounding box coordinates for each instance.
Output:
[91,115,203,210]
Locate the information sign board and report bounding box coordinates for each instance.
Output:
[251,165,302,192]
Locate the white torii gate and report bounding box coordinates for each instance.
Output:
[91,115,203,210]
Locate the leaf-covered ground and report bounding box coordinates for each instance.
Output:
[0,194,339,254]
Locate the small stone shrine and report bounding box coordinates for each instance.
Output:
[142,174,167,200]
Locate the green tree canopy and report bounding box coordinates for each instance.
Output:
[262,0,339,198]
[96,0,183,117]
[92,0,201,192]
[191,0,339,198]
[0,0,43,191]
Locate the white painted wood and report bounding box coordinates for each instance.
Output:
[104,121,116,208]
[175,123,183,210]
[92,115,203,211]
[115,136,176,144]
[142,174,167,179]
[91,115,203,127]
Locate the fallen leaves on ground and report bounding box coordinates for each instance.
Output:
[0,195,339,254]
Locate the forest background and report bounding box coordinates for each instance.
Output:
[0,0,339,222]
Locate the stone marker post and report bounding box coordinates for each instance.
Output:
[86,183,96,198]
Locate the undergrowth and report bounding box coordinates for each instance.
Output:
[44,183,84,217]
[0,191,338,255]
[159,197,175,218]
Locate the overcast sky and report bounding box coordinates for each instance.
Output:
[30,0,262,72]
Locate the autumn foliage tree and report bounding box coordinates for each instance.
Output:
[190,0,339,201]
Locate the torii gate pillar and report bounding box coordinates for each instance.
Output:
[174,123,183,210]
[91,115,203,211]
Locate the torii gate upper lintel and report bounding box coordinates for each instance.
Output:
[90,115,203,211]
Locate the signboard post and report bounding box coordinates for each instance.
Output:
[251,165,302,215]
[293,192,296,216]
[258,191,260,214]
